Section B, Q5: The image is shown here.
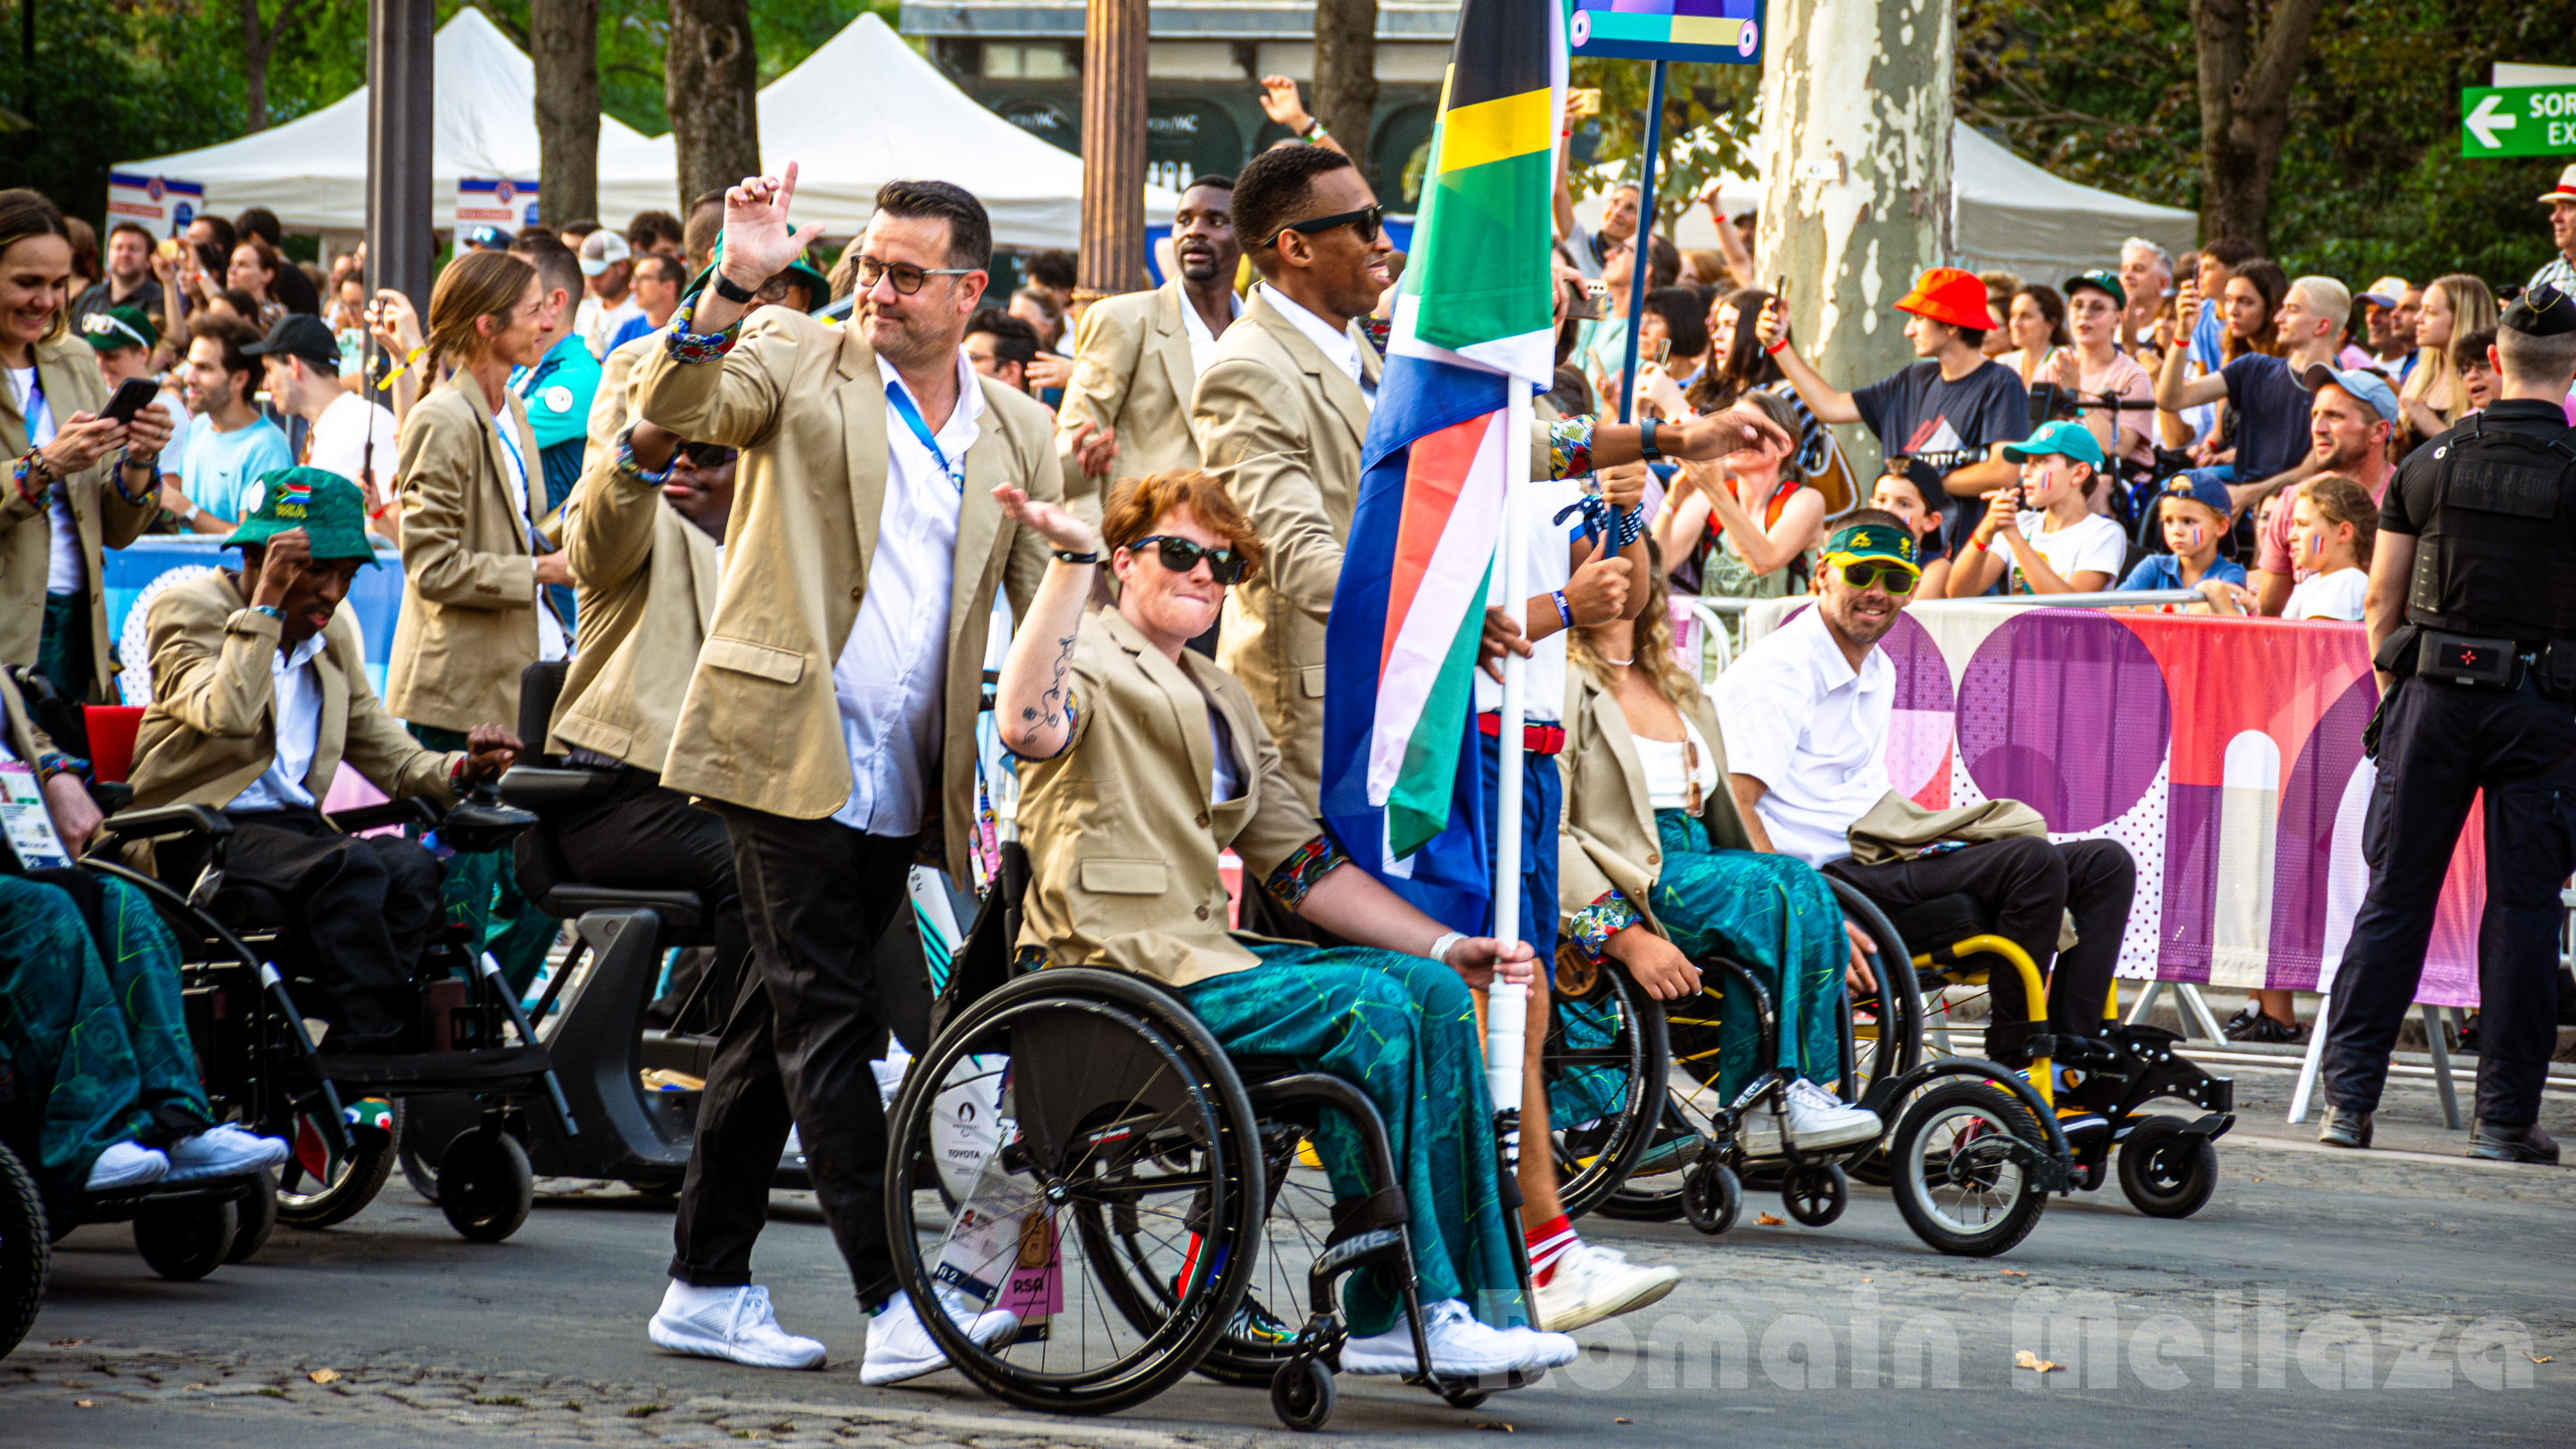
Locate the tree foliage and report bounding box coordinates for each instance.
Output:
[1568,57,1761,236]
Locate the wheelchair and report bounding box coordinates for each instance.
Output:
[882,831,1548,1432]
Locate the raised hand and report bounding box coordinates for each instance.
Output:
[717,162,829,295]
[992,483,1101,556]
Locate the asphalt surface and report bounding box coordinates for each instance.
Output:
[12,1064,2571,1449]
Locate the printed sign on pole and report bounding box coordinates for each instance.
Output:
[2460,86,2576,157]
[1568,0,1764,65]
[454,178,541,232]
[105,172,207,239]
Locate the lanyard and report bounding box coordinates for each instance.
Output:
[885,379,964,492]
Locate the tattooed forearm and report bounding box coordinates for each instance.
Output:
[1023,633,1076,731]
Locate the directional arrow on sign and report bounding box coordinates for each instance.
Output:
[2466,92,2518,149]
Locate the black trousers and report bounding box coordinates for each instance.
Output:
[224,809,443,1055]
[2323,674,2576,1125]
[671,805,915,1305]
[1827,835,2137,1056]
[547,766,749,1024]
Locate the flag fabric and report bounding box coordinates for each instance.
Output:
[1319,0,1566,918]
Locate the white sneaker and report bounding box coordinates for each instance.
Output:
[1533,1241,1679,1332]
[1783,1079,1883,1150]
[1342,1299,1571,1376]
[858,1287,1022,1387]
[87,1141,170,1192]
[649,1282,827,1370]
[163,1122,292,1182]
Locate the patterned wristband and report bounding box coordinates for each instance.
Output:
[614,423,678,484]
[1570,890,1646,962]
[663,294,742,363]
[1546,416,1596,481]
[1552,589,1572,628]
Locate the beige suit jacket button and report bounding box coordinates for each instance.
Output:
[1647,851,1661,865]
[1196,810,1210,827]
[849,584,864,600]
[1195,904,1211,921]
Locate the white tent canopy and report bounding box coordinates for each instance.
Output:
[1586,120,2199,285]
[596,13,1177,248]
[114,8,670,232]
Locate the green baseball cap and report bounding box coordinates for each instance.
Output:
[2062,268,2126,310]
[79,305,158,355]
[2001,418,2107,471]
[683,232,832,315]
[222,467,380,566]
[1819,520,1923,582]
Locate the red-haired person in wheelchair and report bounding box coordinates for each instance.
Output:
[0,670,289,1209]
[123,470,523,1064]
[987,469,1578,1382]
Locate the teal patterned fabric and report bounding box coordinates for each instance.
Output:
[408,724,555,992]
[1180,943,1528,1337]
[0,874,210,1213]
[1650,808,1846,1103]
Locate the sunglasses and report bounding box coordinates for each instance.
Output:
[1262,204,1384,250]
[1128,534,1249,584]
[854,257,979,295]
[1839,561,1918,595]
[678,441,736,468]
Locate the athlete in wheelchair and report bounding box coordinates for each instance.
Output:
[890,470,1575,1422]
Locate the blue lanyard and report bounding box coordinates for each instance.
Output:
[885,379,964,491]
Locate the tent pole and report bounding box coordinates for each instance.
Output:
[367,0,436,315]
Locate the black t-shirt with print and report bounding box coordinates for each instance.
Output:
[1851,359,2032,542]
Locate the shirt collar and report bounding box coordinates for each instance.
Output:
[882,346,987,442]
[1179,287,1242,347]
[277,631,327,672]
[1791,604,1889,696]
[1260,284,1361,385]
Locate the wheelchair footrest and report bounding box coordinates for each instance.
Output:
[77,1172,260,1223]
[314,1042,553,1090]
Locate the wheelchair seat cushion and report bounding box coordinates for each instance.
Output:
[537,886,708,934]
[1891,893,1991,954]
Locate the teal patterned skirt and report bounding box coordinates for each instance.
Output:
[1649,809,1847,1104]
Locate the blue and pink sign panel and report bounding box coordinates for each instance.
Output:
[1569,0,1763,64]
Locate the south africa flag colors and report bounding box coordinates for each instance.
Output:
[1320,0,1564,900]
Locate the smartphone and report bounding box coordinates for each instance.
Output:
[1646,337,1671,368]
[101,377,161,426]
[1568,88,1602,120]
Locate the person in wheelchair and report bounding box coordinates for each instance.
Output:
[1712,513,2137,1130]
[990,469,1578,1381]
[0,670,289,1207]
[125,471,525,1057]
[1558,545,1884,1154]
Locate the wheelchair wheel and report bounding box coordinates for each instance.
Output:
[276,1099,401,1229]
[1271,1354,1335,1432]
[1543,962,1669,1220]
[134,1197,237,1281]
[1780,1161,1847,1227]
[226,1170,278,1263]
[436,1129,534,1243]
[1681,1157,1739,1236]
[1888,1081,2049,1257]
[887,969,1264,1416]
[0,1144,49,1357]
[2116,1117,2218,1219]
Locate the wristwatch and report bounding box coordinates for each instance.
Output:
[711,270,759,305]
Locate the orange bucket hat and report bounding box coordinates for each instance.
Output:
[1896,266,2000,331]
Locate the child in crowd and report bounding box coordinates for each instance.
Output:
[2281,474,2375,621]
[1946,419,2127,596]
[2119,473,2246,594]
[2453,327,2497,416]
[1866,467,1952,600]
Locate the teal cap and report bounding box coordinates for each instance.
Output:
[2001,418,2106,471]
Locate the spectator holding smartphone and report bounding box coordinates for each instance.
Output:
[1946,419,2125,596]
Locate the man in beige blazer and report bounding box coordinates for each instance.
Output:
[626,171,1056,1379]
[128,471,521,1054]
[1055,176,1243,505]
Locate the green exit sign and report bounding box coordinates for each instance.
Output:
[2461,85,2576,157]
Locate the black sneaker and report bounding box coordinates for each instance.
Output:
[2467,1119,2560,1164]
[2222,1006,2305,1044]
[2316,1105,2373,1149]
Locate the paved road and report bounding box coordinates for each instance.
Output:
[12,1068,2570,1449]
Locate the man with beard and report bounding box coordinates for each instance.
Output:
[2251,366,2398,617]
[1054,175,1243,523]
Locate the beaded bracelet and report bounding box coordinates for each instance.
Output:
[613,423,679,485]
[11,449,56,508]
[110,450,159,504]
[664,295,742,363]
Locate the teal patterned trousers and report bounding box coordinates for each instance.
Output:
[406,724,558,993]
[1180,944,1528,1337]
[1651,809,1847,1104]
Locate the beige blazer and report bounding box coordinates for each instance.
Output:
[581,330,655,479]
[1016,609,1323,988]
[549,446,723,770]
[629,306,1059,881]
[1557,668,1755,940]
[384,369,550,733]
[1,335,157,700]
[1056,280,1209,508]
[128,569,463,812]
[0,667,58,769]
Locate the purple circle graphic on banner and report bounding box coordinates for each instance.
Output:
[1956,611,2169,831]
[1881,611,1956,799]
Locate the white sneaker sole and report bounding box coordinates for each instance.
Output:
[1340,1345,1525,1378]
[648,1315,827,1370]
[1783,1114,1883,1150]
[857,1308,1020,1387]
[85,1163,169,1192]
[1537,1265,1679,1332]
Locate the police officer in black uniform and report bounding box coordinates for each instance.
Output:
[2315,285,2576,1163]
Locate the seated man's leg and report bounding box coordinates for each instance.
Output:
[1828,834,2067,1057]
[225,812,422,1054]
[2050,839,2136,1039]
[551,769,751,1019]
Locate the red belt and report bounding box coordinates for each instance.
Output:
[1475,713,1566,755]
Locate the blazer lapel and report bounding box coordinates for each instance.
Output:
[311,637,351,794]
[1153,283,1200,416]
[1592,685,1652,828]
[0,361,24,457]
[451,375,520,546]
[1251,296,1370,453]
[1115,613,1213,803]
[837,333,890,580]
[950,380,1009,651]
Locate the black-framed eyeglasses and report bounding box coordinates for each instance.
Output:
[1261,204,1384,251]
[678,441,736,469]
[855,257,979,295]
[1840,561,1918,595]
[1127,534,1249,584]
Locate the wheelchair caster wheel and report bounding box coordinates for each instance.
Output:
[1682,1158,1741,1236]
[1441,1386,1492,1409]
[1781,1161,1848,1227]
[226,1170,278,1263]
[1271,1355,1335,1431]
[2117,1116,2218,1219]
[436,1129,534,1243]
[134,1197,236,1281]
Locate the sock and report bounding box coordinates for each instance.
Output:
[663,1278,743,1313]
[1525,1213,1577,1287]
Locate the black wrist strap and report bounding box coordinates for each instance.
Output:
[1052,549,1099,565]
[711,271,758,304]
[1639,415,1662,462]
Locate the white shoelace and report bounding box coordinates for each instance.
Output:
[728,1285,776,1340]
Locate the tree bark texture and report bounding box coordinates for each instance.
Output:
[1080,0,1150,295]
[1753,0,1955,478]
[1313,0,1379,186]
[240,0,309,133]
[666,0,762,213]
[2190,0,2324,254]
[532,0,601,227]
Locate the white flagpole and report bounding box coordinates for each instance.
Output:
[1486,385,1532,1155]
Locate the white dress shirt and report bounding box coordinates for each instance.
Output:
[491,413,568,662]
[829,349,985,837]
[1179,289,1244,377]
[1259,285,1374,406]
[226,631,329,813]
[1711,604,1895,868]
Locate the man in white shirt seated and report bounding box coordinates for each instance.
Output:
[1713,512,2137,1083]
[124,470,523,1056]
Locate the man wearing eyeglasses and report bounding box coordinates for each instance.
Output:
[626,169,1064,1380]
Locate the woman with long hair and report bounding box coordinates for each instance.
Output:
[226,238,289,329]
[0,189,170,701]
[1674,288,1852,555]
[1993,284,2071,385]
[2219,259,2287,362]
[2398,273,2497,441]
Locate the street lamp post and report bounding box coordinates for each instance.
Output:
[367,0,436,314]
[1077,0,1148,300]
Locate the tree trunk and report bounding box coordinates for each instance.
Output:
[1313,0,1378,186]
[1754,0,1954,480]
[532,0,601,228]
[239,0,308,133]
[666,0,761,212]
[1079,0,1149,296]
[2190,0,2324,253]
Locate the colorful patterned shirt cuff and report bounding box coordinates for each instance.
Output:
[1547,416,1595,480]
[1570,889,1644,962]
[1262,833,1351,911]
[663,295,741,362]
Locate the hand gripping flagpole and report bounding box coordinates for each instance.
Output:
[1486,384,1532,1180]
